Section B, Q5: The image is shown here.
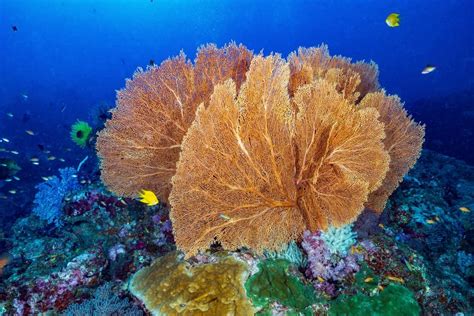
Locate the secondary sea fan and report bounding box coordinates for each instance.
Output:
[97,43,424,257]
[96,43,252,201]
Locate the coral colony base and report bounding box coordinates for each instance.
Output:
[1,43,472,315]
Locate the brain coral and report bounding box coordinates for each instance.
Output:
[97,43,424,258]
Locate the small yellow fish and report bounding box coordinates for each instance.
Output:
[386,275,405,283]
[317,276,325,283]
[421,65,436,74]
[138,189,159,206]
[25,130,35,136]
[386,13,400,27]
[459,206,470,213]
[378,223,385,229]
[219,214,231,221]
[364,277,374,283]
[426,219,436,224]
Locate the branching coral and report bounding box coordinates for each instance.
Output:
[98,42,424,258]
[96,43,252,201]
[170,55,389,257]
[129,252,254,315]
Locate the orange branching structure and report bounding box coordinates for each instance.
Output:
[169,55,390,257]
[96,43,252,201]
[97,43,424,258]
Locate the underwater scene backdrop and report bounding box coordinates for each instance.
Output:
[0,1,473,315]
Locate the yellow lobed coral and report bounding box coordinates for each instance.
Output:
[129,252,254,316]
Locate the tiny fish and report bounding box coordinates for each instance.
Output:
[378,285,385,291]
[459,206,470,213]
[364,277,374,283]
[11,25,18,32]
[21,94,28,100]
[30,157,39,162]
[13,176,20,181]
[317,276,325,283]
[80,180,87,184]
[25,130,35,136]
[138,189,159,206]
[219,214,231,221]
[59,158,66,162]
[47,156,56,161]
[426,219,436,224]
[4,178,12,182]
[421,65,436,74]
[10,151,19,155]
[8,190,16,194]
[378,223,385,229]
[119,198,128,206]
[386,275,405,283]
[41,176,50,181]
[149,59,155,66]
[2,138,10,142]
[386,13,400,27]
[0,256,9,275]
[32,162,39,166]
[6,113,13,118]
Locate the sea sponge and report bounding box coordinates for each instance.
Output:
[169,55,389,257]
[96,43,252,201]
[129,252,254,315]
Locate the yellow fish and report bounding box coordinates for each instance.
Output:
[387,275,405,284]
[426,219,436,224]
[459,206,470,213]
[138,189,159,206]
[386,13,400,27]
[364,277,374,283]
[421,65,436,74]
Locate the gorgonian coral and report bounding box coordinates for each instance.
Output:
[96,43,252,201]
[97,43,424,258]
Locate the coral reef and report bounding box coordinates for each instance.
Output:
[245,258,320,315]
[98,43,423,258]
[63,282,142,316]
[96,43,253,201]
[129,252,254,315]
[32,167,80,226]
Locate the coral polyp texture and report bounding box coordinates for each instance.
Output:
[97,43,424,258]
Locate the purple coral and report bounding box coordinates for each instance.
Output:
[302,230,360,295]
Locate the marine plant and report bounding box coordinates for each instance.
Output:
[32,167,80,226]
[129,252,254,315]
[244,258,320,315]
[97,43,424,258]
[70,120,93,148]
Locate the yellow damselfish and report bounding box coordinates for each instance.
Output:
[138,189,159,206]
[386,13,400,27]
[459,206,470,213]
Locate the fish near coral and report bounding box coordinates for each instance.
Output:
[0,256,9,275]
[138,189,159,206]
[386,13,400,27]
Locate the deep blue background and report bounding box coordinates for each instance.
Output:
[0,0,472,191]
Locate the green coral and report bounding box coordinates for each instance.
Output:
[245,259,319,315]
[130,252,254,315]
[329,283,421,316]
[321,223,357,255]
[70,120,93,148]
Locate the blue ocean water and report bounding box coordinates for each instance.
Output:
[0,1,473,315]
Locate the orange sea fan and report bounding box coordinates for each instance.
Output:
[169,55,389,257]
[359,91,425,212]
[96,43,253,201]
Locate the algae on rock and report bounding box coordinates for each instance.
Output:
[130,252,254,315]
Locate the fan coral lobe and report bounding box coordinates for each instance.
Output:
[98,42,424,258]
[96,43,253,201]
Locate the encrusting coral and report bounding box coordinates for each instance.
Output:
[97,43,424,258]
[129,252,254,315]
[96,43,252,201]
